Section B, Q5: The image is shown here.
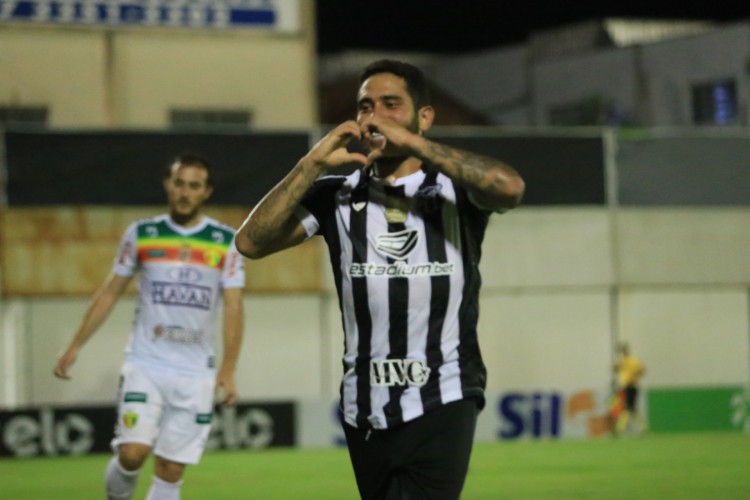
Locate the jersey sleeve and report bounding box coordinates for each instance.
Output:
[293,205,319,239]
[222,235,246,289]
[112,222,139,277]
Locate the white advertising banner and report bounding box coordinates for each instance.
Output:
[0,0,300,31]
[296,388,626,449]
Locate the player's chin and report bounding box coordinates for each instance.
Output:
[173,203,195,215]
[377,145,403,158]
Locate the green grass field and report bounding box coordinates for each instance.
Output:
[2,433,749,499]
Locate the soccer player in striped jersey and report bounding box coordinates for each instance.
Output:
[236,59,525,499]
[54,153,245,500]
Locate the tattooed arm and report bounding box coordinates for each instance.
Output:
[235,121,369,259]
[361,115,524,212]
[411,136,525,212]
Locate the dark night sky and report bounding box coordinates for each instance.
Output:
[315,1,750,55]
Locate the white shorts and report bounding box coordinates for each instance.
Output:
[111,361,215,465]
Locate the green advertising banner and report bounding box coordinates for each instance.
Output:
[648,386,750,433]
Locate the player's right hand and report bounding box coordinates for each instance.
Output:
[53,349,77,380]
[304,121,369,170]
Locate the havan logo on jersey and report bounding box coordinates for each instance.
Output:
[370,359,431,387]
[152,281,212,310]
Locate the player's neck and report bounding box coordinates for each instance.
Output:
[373,156,421,181]
[170,211,204,228]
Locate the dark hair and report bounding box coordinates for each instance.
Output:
[359,59,432,109]
[166,152,215,187]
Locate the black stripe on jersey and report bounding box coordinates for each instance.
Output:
[301,175,347,326]
[300,175,350,410]
[383,184,409,425]
[454,186,491,407]
[417,169,450,412]
[349,178,374,428]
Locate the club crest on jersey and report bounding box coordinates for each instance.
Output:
[375,229,419,260]
[415,183,444,213]
[123,411,139,429]
[179,242,191,262]
[385,207,407,223]
[204,249,222,268]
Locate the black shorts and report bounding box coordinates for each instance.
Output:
[624,385,638,411]
[342,398,479,500]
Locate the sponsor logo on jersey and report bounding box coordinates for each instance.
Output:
[375,229,419,260]
[196,413,213,424]
[211,230,226,244]
[152,281,212,309]
[226,253,240,278]
[370,359,431,387]
[153,325,203,344]
[349,261,454,278]
[350,229,455,277]
[167,267,202,283]
[118,241,132,265]
[122,411,139,429]
[123,392,147,403]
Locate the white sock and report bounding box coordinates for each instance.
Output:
[145,475,183,500]
[105,455,140,500]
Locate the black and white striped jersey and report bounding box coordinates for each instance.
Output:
[295,165,493,430]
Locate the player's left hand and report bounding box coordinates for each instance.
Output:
[215,369,238,406]
[358,115,418,162]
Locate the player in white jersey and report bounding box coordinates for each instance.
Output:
[54,153,245,500]
[235,60,524,499]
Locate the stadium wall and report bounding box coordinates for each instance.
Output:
[0,0,317,128]
[1,128,749,443]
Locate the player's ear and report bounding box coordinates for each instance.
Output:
[418,106,434,133]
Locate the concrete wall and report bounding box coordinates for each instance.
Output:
[2,206,748,408]
[428,45,530,125]
[531,46,638,126]
[0,1,317,128]
[0,27,109,126]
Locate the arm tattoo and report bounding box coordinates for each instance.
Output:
[422,141,511,195]
[245,162,319,245]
